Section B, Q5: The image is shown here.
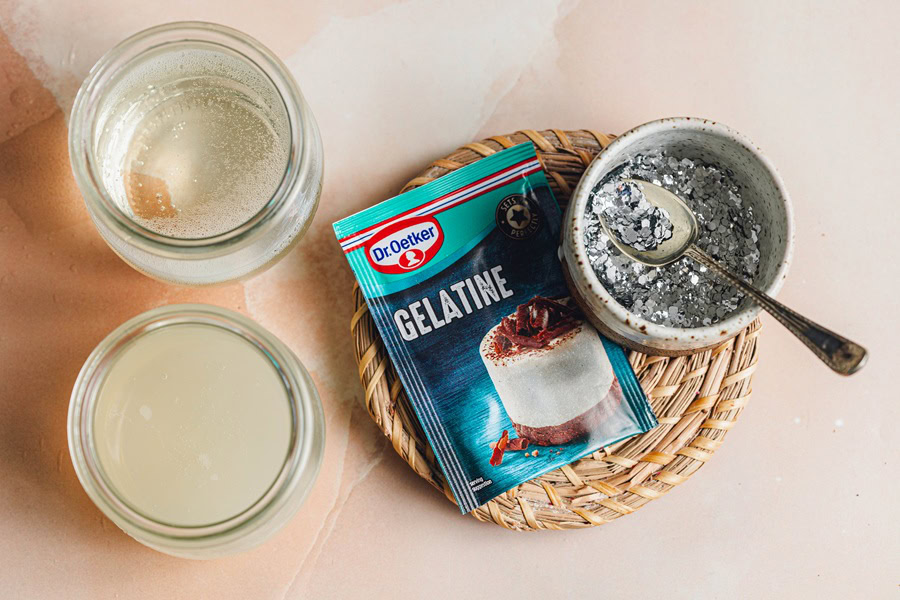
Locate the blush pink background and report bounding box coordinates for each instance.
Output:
[1,2,897,598]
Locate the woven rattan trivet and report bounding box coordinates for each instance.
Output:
[350,129,759,530]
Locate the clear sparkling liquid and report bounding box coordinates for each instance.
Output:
[95,47,290,240]
[122,83,288,238]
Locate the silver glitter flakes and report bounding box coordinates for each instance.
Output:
[591,180,673,252]
[582,151,762,328]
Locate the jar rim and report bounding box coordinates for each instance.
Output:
[68,21,314,254]
[67,304,324,556]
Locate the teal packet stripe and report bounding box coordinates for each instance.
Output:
[599,337,658,432]
[334,143,657,514]
[334,143,538,241]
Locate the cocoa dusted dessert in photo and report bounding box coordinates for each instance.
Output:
[480,296,623,445]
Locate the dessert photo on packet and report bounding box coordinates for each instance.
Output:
[334,143,656,513]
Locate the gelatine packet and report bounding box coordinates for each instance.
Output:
[334,143,657,513]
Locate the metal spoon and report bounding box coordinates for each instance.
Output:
[600,178,867,375]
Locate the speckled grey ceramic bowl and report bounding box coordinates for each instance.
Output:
[562,117,794,355]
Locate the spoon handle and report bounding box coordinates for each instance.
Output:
[684,244,867,375]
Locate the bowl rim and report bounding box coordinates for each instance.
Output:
[565,116,795,347]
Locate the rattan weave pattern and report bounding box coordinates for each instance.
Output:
[350,129,759,530]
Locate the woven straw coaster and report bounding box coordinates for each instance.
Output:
[350,129,760,530]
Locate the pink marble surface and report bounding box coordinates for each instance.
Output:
[1,1,898,598]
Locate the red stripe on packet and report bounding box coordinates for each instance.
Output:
[339,159,541,252]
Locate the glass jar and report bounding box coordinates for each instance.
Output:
[67,304,325,558]
[68,22,323,285]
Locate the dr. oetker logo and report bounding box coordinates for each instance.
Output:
[365,216,444,274]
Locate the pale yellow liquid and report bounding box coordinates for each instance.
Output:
[93,324,292,526]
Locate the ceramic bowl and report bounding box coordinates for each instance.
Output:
[561,117,794,355]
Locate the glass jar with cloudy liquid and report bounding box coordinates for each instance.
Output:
[69,22,322,285]
[68,305,325,558]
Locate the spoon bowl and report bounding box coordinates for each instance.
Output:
[600,178,698,267]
